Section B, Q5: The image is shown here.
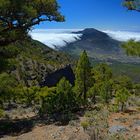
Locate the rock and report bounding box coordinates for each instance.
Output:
[41,65,75,87]
[59,126,65,132]
[133,120,140,127]
[51,133,60,139]
[109,125,129,134]
[115,118,127,123]
[51,127,65,139]
[134,126,140,131]
[132,120,140,132]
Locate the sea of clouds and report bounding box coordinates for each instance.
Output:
[103,30,140,42]
[30,29,83,49]
[30,29,140,49]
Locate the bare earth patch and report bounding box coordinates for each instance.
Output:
[0,108,140,140]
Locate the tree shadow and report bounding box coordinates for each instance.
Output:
[0,117,36,138]
[52,108,86,126]
[0,109,86,138]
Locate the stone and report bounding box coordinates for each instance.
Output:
[109,125,128,134]
[133,120,140,127]
[59,126,65,132]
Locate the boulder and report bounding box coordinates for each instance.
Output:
[109,125,128,134]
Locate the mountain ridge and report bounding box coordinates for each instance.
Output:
[60,28,140,63]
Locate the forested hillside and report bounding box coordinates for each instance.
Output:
[0,0,140,140]
[0,39,73,87]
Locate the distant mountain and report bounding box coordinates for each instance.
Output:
[60,28,140,63]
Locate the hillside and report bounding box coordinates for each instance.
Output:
[0,39,73,87]
[60,28,140,63]
[0,35,140,140]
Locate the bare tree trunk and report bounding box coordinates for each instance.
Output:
[83,70,87,101]
[121,103,124,112]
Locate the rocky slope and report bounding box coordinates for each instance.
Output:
[4,39,74,87]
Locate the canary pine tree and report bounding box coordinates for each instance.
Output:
[123,0,140,11]
[122,0,140,56]
[74,50,92,101]
[0,0,64,45]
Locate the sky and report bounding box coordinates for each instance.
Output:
[34,0,140,31]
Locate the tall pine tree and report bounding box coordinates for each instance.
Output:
[74,50,92,101]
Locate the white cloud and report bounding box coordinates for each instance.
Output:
[30,29,83,49]
[30,29,140,49]
[103,30,140,41]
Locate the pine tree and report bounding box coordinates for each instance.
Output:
[56,77,76,112]
[38,77,76,116]
[123,0,140,12]
[122,1,140,56]
[0,0,64,45]
[74,50,92,101]
[0,73,17,106]
[122,39,140,57]
[99,80,113,104]
[87,83,99,104]
[90,63,113,104]
[115,87,131,112]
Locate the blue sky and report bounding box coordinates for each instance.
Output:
[35,0,140,31]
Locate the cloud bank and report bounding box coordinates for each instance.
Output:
[30,29,83,49]
[103,30,140,41]
[30,29,140,49]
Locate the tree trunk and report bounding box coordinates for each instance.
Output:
[83,70,87,101]
[92,94,96,104]
[121,103,124,112]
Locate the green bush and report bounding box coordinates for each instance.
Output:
[0,109,5,118]
[115,87,131,112]
[38,77,77,116]
[108,104,118,113]
[0,73,18,105]
[81,120,90,130]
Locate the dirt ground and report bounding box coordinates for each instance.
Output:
[0,123,90,140]
[0,108,140,140]
[108,111,140,140]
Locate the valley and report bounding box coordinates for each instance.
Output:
[0,0,140,140]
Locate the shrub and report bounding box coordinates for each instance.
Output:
[38,77,77,116]
[81,120,90,131]
[115,87,131,112]
[0,109,5,118]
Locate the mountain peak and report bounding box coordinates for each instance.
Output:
[74,28,111,40]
